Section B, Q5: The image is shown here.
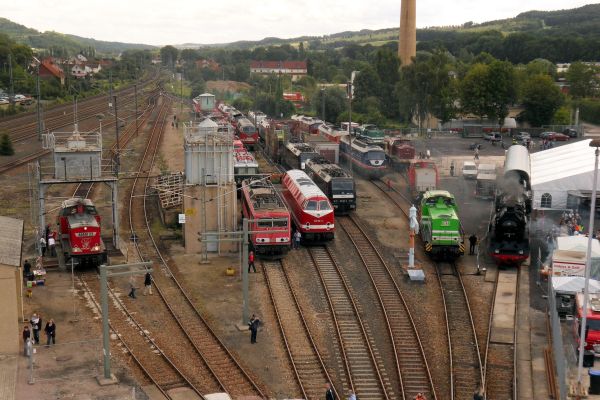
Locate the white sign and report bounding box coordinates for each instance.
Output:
[178,214,186,224]
[553,261,586,277]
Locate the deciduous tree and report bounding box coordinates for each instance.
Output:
[521,74,564,126]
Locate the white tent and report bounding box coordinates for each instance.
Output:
[530,139,600,209]
[552,276,600,294]
[557,236,600,254]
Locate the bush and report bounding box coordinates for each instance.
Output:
[577,99,600,125]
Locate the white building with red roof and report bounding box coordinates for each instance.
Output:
[250,60,307,81]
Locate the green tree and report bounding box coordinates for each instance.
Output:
[460,60,516,123]
[567,61,597,99]
[521,74,564,126]
[313,87,347,122]
[160,45,179,70]
[0,133,14,156]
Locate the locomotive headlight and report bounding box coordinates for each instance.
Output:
[518,250,524,254]
[92,245,101,251]
[72,247,82,253]
[495,249,500,254]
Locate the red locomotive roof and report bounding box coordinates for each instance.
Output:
[283,169,329,205]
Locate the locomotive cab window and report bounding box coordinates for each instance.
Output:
[258,219,272,228]
[319,201,331,211]
[541,193,552,208]
[305,200,318,210]
[273,220,288,227]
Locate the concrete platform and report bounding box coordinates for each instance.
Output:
[0,355,17,400]
[167,387,203,400]
[491,269,518,344]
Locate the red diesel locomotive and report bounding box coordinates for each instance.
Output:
[236,118,258,149]
[58,198,107,265]
[281,169,335,241]
[241,179,291,257]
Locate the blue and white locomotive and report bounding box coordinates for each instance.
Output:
[339,136,387,179]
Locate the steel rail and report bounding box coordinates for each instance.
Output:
[435,261,484,400]
[127,97,266,398]
[79,274,206,399]
[262,259,341,399]
[339,214,437,400]
[308,245,390,400]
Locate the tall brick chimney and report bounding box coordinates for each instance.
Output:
[398,0,416,66]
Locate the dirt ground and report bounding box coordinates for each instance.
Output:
[206,81,252,94]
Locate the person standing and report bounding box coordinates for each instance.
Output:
[30,313,41,344]
[450,161,455,177]
[293,230,302,249]
[45,319,56,346]
[128,277,137,299]
[347,391,356,400]
[48,235,56,257]
[248,314,260,344]
[22,326,31,356]
[143,272,153,295]
[248,250,256,273]
[426,149,431,159]
[23,260,32,281]
[474,147,479,160]
[39,236,47,256]
[469,234,478,255]
[325,382,336,400]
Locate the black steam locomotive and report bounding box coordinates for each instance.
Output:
[488,145,532,266]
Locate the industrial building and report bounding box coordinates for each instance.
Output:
[183,119,238,255]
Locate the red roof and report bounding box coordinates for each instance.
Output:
[39,58,65,80]
[250,60,307,70]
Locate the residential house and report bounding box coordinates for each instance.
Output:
[39,58,65,85]
[195,58,220,71]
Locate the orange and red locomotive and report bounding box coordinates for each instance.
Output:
[281,169,335,242]
[241,179,291,257]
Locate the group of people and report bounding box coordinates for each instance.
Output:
[22,313,56,354]
[559,210,585,236]
[40,224,57,257]
[128,272,153,299]
[418,150,431,159]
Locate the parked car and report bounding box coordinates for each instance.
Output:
[547,132,570,141]
[462,161,478,179]
[540,131,555,139]
[469,142,483,150]
[483,132,502,142]
[563,128,578,138]
[515,132,531,141]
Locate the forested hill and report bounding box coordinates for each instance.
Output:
[0,18,155,56]
[185,3,600,63]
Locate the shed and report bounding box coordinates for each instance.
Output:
[0,216,24,354]
[530,139,600,209]
[551,236,600,278]
[197,93,215,111]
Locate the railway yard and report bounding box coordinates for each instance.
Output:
[0,76,564,400]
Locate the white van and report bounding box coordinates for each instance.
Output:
[462,161,478,179]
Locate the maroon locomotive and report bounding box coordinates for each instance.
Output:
[384,136,415,171]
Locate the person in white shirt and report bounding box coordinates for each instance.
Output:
[48,236,56,257]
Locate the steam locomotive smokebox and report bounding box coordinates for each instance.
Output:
[52,132,102,179]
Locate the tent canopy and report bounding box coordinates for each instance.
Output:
[557,236,600,256]
[552,276,600,294]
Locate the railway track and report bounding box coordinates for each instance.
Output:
[79,273,210,399]
[483,269,519,399]
[338,215,436,400]
[125,96,265,398]
[435,261,483,399]
[308,245,391,400]
[262,259,340,399]
[0,86,160,175]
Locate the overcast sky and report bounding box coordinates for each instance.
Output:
[3,0,597,46]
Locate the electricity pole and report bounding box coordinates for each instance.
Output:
[34,58,43,141]
[8,53,14,107]
[113,95,120,175]
[134,84,138,137]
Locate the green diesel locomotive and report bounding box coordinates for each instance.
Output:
[419,190,465,260]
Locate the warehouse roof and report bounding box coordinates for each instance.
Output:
[0,216,23,267]
[531,139,600,187]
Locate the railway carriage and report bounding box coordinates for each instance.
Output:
[282,142,320,171]
[281,169,335,241]
[419,190,465,259]
[384,136,416,171]
[235,118,258,149]
[240,179,291,257]
[408,160,439,199]
[339,136,387,179]
[58,198,107,266]
[305,156,356,214]
[234,151,259,187]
